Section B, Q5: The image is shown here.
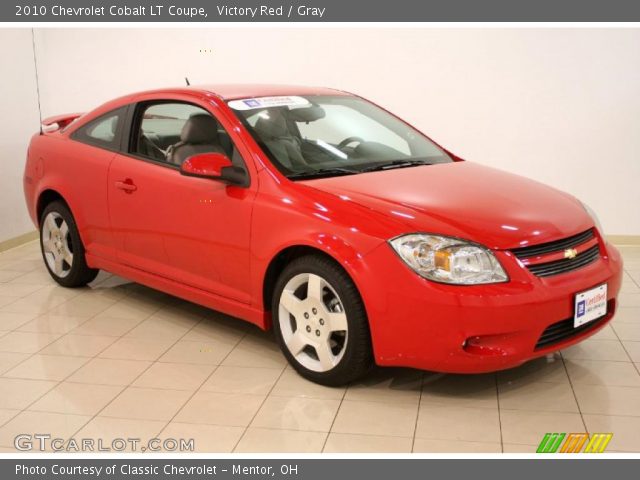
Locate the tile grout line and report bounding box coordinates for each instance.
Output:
[0,323,123,440]
[409,371,426,453]
[0,282,49,308]
[609,319,640,377]
[0,264,46,286]
[1,275,141,370]
[230,357,290,453]
[0,276,137,431]
[319,372,350,453]
[63,308,211,447]
[495,373,505,453]
[0,288,81,328]
[0,264,100,318]
[559,352,589,433]
[3,287,170,447]
[625,267,640,289]
[4,272,131,337]
[11,280,144,378]
[163,421,416,439]
[154,327,251,449]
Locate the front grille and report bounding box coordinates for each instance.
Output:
[511,229,595,259]
[509,228,601,278]
[526,245,600,277]
[534,300,613,350]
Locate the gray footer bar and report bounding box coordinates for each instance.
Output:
[2,458,637,480]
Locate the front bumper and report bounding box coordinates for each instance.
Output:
[359,238,623,373]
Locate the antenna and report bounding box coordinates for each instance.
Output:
[185,77,191,86]
[31,28,43,134]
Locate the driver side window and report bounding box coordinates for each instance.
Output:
[131,102,240,167]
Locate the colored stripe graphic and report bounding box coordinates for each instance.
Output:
[537,433,566,453]
[584,433,613,453]
[560,433,589,453]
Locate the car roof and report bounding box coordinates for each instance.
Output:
[78,85,353,126]
[192,84,350,100]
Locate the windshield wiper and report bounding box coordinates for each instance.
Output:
[359,159,433,173]
[288,167,358,180]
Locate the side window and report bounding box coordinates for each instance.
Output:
[71,107,125,150]
[131,102,244,168]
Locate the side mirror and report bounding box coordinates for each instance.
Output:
[180,153,248,186]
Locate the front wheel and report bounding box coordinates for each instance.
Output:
[40,201,99,287]
[272,255,373,386]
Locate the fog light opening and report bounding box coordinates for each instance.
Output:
[463,335,507,356]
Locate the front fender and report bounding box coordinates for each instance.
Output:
[249,186,387,318]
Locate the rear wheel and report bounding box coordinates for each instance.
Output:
[272,255,372,386]
[40,201,99,287]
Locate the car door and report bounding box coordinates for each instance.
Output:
[65,107,128,260]
[107,98,256,303]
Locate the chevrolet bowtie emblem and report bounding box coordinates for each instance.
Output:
[564,248,578,259]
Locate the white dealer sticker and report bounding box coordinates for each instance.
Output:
[574,283,607,328]
[228,96,310,111]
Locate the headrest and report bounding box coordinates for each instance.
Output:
[254,110,289,138]
[180,114,219,144]
[287,105,325,123]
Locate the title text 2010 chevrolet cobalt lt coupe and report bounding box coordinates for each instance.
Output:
[23,85,622,385]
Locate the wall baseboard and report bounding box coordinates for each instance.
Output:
[0,230,38,253]
[1,231,639,255]
[607,235,640,246]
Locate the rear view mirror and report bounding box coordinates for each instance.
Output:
[180,153,248,186]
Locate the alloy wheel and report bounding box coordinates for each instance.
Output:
[41,211,74,278]
[278,272,349,372]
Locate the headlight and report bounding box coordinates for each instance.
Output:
[581,202,604,235]
[389,234,508,285]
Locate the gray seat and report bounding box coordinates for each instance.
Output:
[167,114,225,166]
[253,110,307,169]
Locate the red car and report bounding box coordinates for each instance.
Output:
[23,85,623,385]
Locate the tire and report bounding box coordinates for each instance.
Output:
[272,254,373,386]
[39,201,99,288]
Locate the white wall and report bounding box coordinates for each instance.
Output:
[2,28,639,242]
[0,30,41,242]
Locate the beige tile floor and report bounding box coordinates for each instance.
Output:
[0,241,639,453]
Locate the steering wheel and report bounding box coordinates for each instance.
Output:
[338,136,364,149]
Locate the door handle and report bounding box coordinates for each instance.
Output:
[115,178,137,193]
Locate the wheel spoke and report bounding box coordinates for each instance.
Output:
[286,331,308,356]
[53,252,64,275]
[315,341,337,371]
[280,290,304,317]
[59,221,69,238]
[44,214,57,233]
[326,311,348,332]
[62,248,73,268]
[306,274,324,301]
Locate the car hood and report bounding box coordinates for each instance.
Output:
[301,161,593,250]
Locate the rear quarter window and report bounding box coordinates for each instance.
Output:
[71,106,127,151]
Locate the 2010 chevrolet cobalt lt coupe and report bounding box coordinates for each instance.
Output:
[24,85,623,385]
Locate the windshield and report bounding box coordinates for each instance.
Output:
[228,95,452,179]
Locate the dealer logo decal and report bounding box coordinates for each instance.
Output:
[536,432,613,453]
